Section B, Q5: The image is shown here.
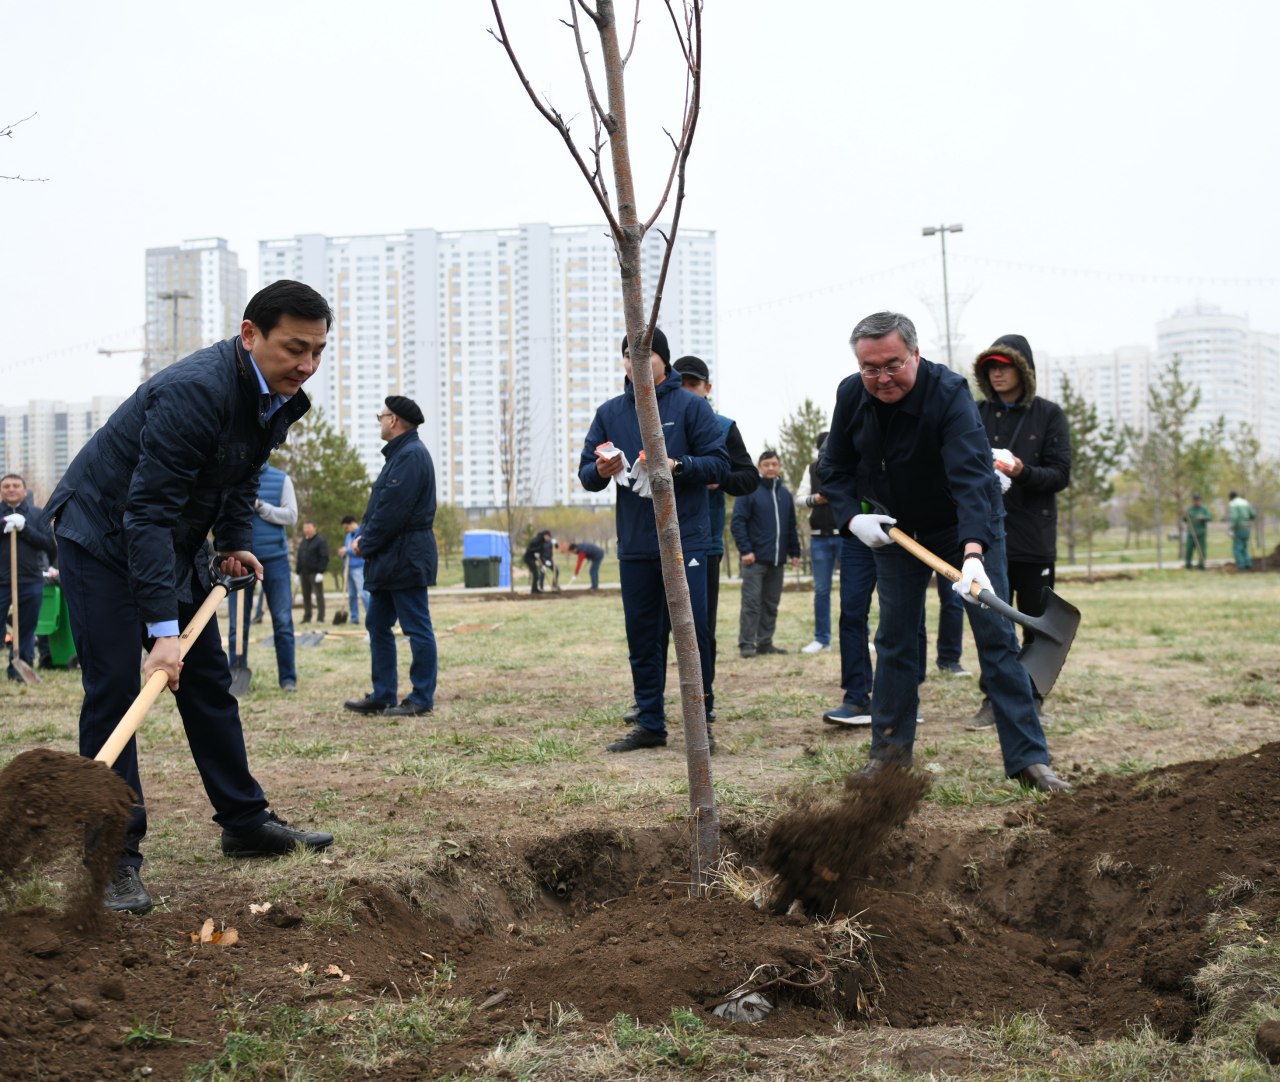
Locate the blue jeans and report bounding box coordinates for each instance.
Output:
[838,536,877,706]
[869,515,1051,777]
[620,553,711,735]
[931,572,965,666]
[228,552,295,686]
[810,535,841,646]
[367,587,437,708]
[347,563,369,622]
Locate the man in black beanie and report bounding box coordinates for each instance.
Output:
[343,394,438,718]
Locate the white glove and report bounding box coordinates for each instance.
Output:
[570,575,578,584]
[953,556,992,607]
[849,513,896,548]
[3,513,26,533]
[992,448,1015,494]
[315,573,324,583]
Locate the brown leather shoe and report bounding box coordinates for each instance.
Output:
[1016,762,1071,794]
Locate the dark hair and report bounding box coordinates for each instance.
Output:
[1,473,25,487]
[758,449,780,465]
[850,311,918,354]
[1229,491,1239,500]
[244,280,333,334]
[303,519,316,528]
[341,515,358,525]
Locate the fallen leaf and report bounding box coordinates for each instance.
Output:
[291,963,311,975]
[199,918,214,943]
[190,918,238,946]
[249,902,273,915]
[324,964,351,982]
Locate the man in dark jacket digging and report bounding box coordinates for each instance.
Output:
[48,280,336,915]
[343,395,438,718]
[820,311,1068,793]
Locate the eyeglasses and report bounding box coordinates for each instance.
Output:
[859,361,907,380]
[375,411,391,421]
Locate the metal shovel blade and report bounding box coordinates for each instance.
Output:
[297,630,327,647]
[229,583,253,698]
[976,585,1080,696]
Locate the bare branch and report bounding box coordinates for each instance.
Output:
[622,0,641,65]
[0,112,37,140]
[0,174,48,182]
[662,0,693,67]
[574,0,601,25]
[489,2,621,235]
[569,1,616,135]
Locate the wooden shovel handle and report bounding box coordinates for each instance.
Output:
[885,527,980,594]
[94,584,230,768]
[10,530,19,643]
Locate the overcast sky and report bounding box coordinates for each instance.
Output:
[3,1,1277,450]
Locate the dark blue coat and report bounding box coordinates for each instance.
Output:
[577,372,730,559]
[48,337,309,625]
[731,476,801,566]
[360,429,437,591]
[0,497,55,588]
[820,358,997,551]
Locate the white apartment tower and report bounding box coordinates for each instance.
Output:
[143,238,247,379]
[259,224,716,509]
[0,396,126,502]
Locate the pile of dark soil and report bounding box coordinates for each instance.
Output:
[4,743,1280,1078]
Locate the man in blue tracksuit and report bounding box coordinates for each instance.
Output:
[578,328,730,753]
[732,450,802,656]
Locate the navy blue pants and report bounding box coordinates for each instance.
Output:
[58,538,270,869]
[621,553,711,736]
[366,586,437,709]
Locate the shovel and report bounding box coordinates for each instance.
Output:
[8,529,39,686]
[296,628,327,647]
[229,581,254,698]
[97,566,256,767]
[885,528,1080,696]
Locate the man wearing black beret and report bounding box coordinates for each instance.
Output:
[343,395,438,717]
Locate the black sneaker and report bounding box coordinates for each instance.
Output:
[965,699,996,731]
[383,698,432,717]
[937,661,972,677]
[606,726,667,753]
[823,701,872,727]
[1015,763,1071,794]
[344,694,394,714]
[104,866,153,915]
[757,643,788,655]
[221,813,334,857]
[739,647,757,658]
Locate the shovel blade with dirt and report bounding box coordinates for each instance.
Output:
[887,528,1080,696]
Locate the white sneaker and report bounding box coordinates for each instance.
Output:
[801,641,830,654]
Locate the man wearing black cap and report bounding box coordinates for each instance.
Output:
[343,395,438,718]
[579,330,730,752]
[967,334,1071,729]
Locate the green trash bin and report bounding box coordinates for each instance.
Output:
[486,555,502,586]
[35,583,77,668]
[462,557,491,589]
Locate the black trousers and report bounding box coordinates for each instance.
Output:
[299,573,325,622]
[59,537,270,869]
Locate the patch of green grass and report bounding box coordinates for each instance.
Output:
[479,734,585,767]
[788,740,868,786]
[123,1014,195,1049]
[926,779,1023,808]
[609,1008,746,1072]
[260,736,345,759]
[1208,680,1280,707]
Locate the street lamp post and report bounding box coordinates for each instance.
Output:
[921,223,963,369]
[157,289,192,368]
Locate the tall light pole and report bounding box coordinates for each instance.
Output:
[157,289,192,369]
[921,223,963,369]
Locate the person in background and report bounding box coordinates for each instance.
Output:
[567,540,606,590]
[967,334,1071,728]
[247,463,298,691]
[295,520,330,623]
[523,530,554,594]
[1184,493,1211,571]
[343,395,438,718]
[339,515,369,623]
[1228,491,1257,570]
[732,450,801,657]
[800,432,840,655]
[0,474,55,679]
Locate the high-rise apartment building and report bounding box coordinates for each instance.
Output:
[1039,344,1154,436]
[0,396,126,502]
[143,238,247,380]
[259,224,716,510]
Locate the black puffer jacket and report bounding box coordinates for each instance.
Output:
[48,337,310,624]
[360,429,437,591]
[973,335,1071,563]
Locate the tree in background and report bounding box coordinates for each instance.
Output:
[773,397,827,497]
[272,406,371,583]
[497,392,535,593]
[433,503,467,570]
[1122,357,1223,567]
[1058,375,1124,574]
[1224,423,1280,555]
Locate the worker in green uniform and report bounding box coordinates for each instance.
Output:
[1184,493,1211,570]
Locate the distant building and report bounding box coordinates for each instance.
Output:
[1042,304,1280,457]
[143,238,247,380]
[259,223,717,510]
[0,396,126,502]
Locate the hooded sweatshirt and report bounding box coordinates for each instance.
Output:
[973,334,1072,563]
